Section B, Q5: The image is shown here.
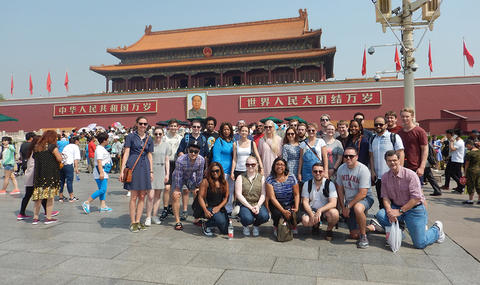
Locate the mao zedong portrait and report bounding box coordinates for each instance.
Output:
[188,95,207,118]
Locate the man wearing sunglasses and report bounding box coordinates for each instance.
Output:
[171,141,205,230]
[336,147,374,249]
[369,116,404,210]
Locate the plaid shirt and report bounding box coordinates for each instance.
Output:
[173,154,205,189]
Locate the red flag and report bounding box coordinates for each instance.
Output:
[428,42,433,72]
[10,75,14,95]
[29,74,33,95]
[394,47,402,72]
[64,71,69,92]
[463,41,475,68]
[361,48,367,76]
[46,72,52,93]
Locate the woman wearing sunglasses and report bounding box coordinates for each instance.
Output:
[258,120,282,178]
[197,162,229,236]
[235,156,269,236]
[282,126,301,181]
[120,116,154,233]
[144,128,170,226]
[298,123,328,184]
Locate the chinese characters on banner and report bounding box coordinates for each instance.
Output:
[53,100,157,117]
[239,90,382,110]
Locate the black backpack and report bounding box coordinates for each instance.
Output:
[307,178,332,198]
[427,143,438,166]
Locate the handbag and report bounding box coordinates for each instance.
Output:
[122,135,149,183]
[277,216,293,242]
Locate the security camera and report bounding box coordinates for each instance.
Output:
[411,63,418,72]
[368,47,375,55]
[374,74,381,81]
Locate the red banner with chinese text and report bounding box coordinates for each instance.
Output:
[239,90,382,110]
[53,100,157,117]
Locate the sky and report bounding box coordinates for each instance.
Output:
[1,0,479,99]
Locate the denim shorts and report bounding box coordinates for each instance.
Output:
[345,196,374,230]
[3,164,14,171]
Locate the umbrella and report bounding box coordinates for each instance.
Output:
[178,120,191,126]
[0,114,18,122]
[187,117,205,123]
[156,120,169,126]
[284,115,307,124]
[260,116,283,124]
[87,123,97,130]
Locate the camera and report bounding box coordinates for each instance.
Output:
[374,74,381,81]
[411,63,418,72]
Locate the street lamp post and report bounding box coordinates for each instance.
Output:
[373,0,440,112]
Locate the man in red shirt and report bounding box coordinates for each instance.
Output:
[87,136,96,173]
[398,108,428,178]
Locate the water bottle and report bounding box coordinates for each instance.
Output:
[228,219,234,240]
[76,174,80,181]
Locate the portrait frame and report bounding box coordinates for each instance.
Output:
[186,92,207,119]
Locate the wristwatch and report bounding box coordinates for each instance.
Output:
[399,208,404,213]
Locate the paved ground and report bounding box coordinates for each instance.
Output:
[0,171,479,285]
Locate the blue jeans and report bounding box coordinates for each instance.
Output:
[205,207,229,234]
[60,164,74,194]
[375,204,439,249]
[238,204,270,227]
[91,179,108,201]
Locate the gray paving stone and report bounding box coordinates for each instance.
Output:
[52,256,142,279]
[363,264,451,284]
[126,263,224,285]
[170,236,243,254]
[430,255,480,284]
[50,230,120,243]
[423,238,470,257]
[0,251,71,271]
[113,246,197,265]
[216,269,316,285]
[240,241,319,259]
[272,257,366,281]
[316,278,392,285]
[68,275,166,285]
[0,238,64,253]
[0,250,9,257]
[188,251,276,272]
[52,242,127,259]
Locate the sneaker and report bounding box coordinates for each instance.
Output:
[69,197,79,202]
[10,189,20,195]
[32,218,39,225]
[51,211,59,217]
[357,234,369,249]
[369,218,385,233]
[252,226,260,237]
[243,226,251,236]
[138,222,147,231]
[159,209,169,220]
[145,217,152,227]
[58,197,65,202]
[99,207,112,212]
[0,190,6,194]
[433,221,445,243]
[202,221,213,236]
[152,216,161,225]
[292,227,298,235]
[129,223,139,233]
[273,226,278,237]
[17,214,32,220]
[82,202,90,214]
[167,206,173,215]
[440,185,449,190]
[44,218,57,225]
[325,230,333,241]
[462,200,474,205]
[180,211,188,221]
[126,191,131,197]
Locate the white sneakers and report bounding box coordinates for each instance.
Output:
[145,217,151,227]
[434,221,445,243]
[152,216,161,225]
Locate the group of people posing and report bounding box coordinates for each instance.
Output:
[116,108,446,250]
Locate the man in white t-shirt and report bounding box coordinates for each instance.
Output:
[301,163,339,241]
[443,129,465,193]
[59,137,81,202]
[336,147,374,249]
[369,116,404,209]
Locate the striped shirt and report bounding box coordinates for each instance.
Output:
[266,174,298,206]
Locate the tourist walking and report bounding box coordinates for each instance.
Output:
[120,116,154,233]
[82,132,113,214]
[463,140,480,204]
[32,130,63,224]
[0,137,20,195]
[59,137,81,202]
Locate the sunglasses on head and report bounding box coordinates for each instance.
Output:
[246,163,257,167]
[211,169,220,174]
[138,122,148,126]
[189,149,199,154]
[344,154,356,159]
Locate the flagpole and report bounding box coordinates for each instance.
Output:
[429,40,431,78]
[364,44,367,79]
[463,37,466,76]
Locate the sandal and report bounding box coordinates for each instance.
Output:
[174,222,184,231]
[193,219,202,227]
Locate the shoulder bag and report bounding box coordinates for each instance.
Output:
[122,135,149,183]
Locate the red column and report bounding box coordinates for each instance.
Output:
[188,74,192,88]
[125,78,129,91]
[220,72,224,86]
[106,78,109,93]
[243,71,247,84]
[294,68,298,82]
[319,65,324,81]
[166,76,170,89]
[145,77,150,90]
[268,69,272,83]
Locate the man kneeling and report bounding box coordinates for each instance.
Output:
[375,150,445,249]
[301,163,339,241]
